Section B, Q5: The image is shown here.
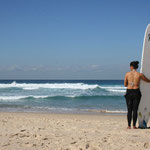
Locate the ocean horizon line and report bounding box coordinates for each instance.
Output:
[0,79,124,81]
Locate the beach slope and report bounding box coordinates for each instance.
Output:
[0,112,150,150]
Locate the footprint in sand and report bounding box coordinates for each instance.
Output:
[32,144,37,147]
[41,143,44,146]
[86,143,89,149]
[9,133,19,138]
[20,129,26,132]
[2,143,10,147]
[144,142,150,148]
[102,137,107,142]
[19,134,28,138]
[70,141,77,144]
[43,137,48,140]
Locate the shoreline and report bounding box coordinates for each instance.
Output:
[0,109,127,116]
[0,112,150,150]
[0,111,126,117]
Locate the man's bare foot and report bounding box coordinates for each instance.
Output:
[127,126,131,129]
[133,126,138,129]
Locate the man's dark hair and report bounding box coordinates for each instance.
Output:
[130,61,139,69]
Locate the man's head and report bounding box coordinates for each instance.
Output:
[130,61,139,70]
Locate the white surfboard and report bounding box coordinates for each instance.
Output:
[138,24,150,128]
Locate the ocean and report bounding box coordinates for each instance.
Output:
[0,80,127,114]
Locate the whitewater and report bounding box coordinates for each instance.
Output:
[0,80,127,114]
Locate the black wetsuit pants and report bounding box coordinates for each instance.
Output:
[124,89,141,127]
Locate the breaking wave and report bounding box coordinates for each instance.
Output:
[0,81,126,92]
[0,95,124,101]
[0,80,126,114]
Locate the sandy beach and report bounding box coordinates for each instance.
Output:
[0,112,150,150]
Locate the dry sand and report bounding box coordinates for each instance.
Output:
[0,112,150,150]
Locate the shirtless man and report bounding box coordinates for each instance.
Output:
[124,61,150,129]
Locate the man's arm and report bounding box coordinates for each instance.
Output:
[140,73,150,82]
[124,73,128,87]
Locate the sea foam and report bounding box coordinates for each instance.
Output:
[0,81,99,90]
[0,81,126,92]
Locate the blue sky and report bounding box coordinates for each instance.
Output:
[0,0,149,79]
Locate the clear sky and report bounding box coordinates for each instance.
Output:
[0,0,149,79]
